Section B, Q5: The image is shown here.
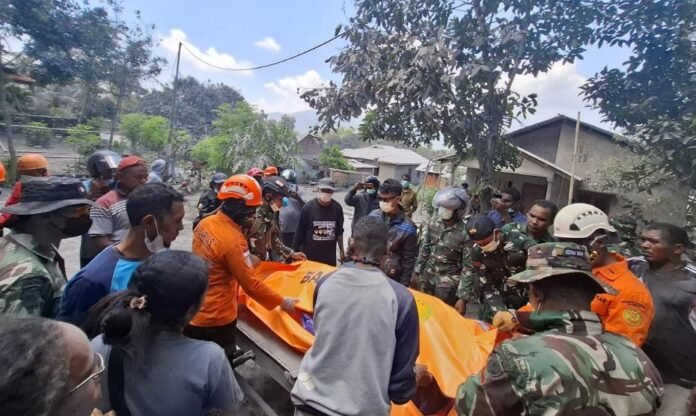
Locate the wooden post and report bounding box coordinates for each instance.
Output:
[568,112,581,205]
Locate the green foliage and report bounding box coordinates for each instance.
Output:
[23,122,52,147]
[420,186,438,217]
[319,145,354,171]
[302,0,601,191]
[119,113,169,152]
[583,0,696,188]
[191,102,299,172]
[65,124,100,157]
[138,76,244,138]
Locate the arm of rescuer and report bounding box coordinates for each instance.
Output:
[0,181,22,228]
[455,246,479,314]
[591,285,654,347]
[223,236,289,311]
[344,183,362,207]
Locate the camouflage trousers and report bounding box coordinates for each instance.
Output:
[423,280,458,306]
[467,284,529,323]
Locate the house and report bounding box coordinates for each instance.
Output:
[342,145,428,182]
[414,160,452,188]
[296,134,325,181]
[441,115,689,223]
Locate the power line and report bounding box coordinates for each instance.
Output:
[179,33,342,72]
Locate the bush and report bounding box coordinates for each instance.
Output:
[319,144,354,171]
[24,122,53,147]
[65,124,101,158]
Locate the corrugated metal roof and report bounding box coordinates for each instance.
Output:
[342,145,428,166]
[348,159,378,169]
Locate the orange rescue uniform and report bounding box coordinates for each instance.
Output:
[591,253,654,346]
[191,210,283,327]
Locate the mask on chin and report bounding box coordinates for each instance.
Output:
[480,234,500,252]
[438,207,454,220]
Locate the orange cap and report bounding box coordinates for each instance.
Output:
[263,166,278,176]
[17,154,49,172]
[217,174,263,207]
[0,162,5,182]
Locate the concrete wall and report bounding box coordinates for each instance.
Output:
[554,123,624,179]
[378,163,417,181]
[299,136,323,156]
[510,122,562,162]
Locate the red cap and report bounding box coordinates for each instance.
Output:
[118,156,146,171]
[247,167,263,177]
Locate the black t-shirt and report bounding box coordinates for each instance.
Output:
[292,198,344,266]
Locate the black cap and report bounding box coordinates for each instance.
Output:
[2,176,93,215]
[465,215,496,241]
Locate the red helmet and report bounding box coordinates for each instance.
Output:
[247,167,263,177]
[218,174,263,207]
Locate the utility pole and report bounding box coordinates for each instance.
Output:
[165,42,182,180]
[568,112,581,205]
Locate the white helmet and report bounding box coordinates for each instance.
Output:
[554,203,617,239]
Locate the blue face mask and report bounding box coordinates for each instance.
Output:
[401,180,411,189]
[282,196,289,207]
[366,189,376,195]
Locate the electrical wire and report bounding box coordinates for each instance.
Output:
[179,33,342,72]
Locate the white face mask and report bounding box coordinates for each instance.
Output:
[270,200,281,212]
[319,192,333,204]
[480,234,500,252]
[438,207,454,220]
[144,219,166,254]
[379,200,395,213]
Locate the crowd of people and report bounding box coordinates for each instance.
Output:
[0,150,694,416]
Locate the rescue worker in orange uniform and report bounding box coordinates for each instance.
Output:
[0,154,50,232]
[553,203,654,346]
[185,174,298,356]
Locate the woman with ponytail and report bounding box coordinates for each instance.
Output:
[88,250,243,416]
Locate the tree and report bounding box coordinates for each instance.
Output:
[191,102,299,172]
[23,122,52,147]
[120,113,169,152]
[582,0,696,188]
[106,11,165,148]
[138,76,244,138]
[302,0,600,204]
[319,144,354,171]
[0,0,83,181]
[65,124,101,158]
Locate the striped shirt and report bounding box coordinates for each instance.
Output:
[88,188,130,243]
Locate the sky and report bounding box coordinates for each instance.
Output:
[119,0,631,134]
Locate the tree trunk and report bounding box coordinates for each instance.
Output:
[109,90,124,150]
[78,82,92,123]
[478,144,496,213]
[0,48,18,183]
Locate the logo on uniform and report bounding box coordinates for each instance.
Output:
[622,308,644,327]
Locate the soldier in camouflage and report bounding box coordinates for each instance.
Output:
[414,186,471,305]
[453,242,664,415]
[0,177,94,317]
[500,199,557,244]
[246,175,306,262]
[192,172,226,230]
[455,215,538,322]
[608,213,641,258]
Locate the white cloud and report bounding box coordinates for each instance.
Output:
[255,70,328,114]
[511,61,609,129]
[255,37,281,53]
[160,28,254,76]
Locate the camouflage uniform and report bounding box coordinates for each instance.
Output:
[415,217,472,305]
[456,243,664,415]
[608,215,641,258]
[0,232,66,317]
[246,202,293,260]
[457,229,538,322]
[499,222,555,245]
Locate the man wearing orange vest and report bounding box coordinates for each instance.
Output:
[0,154,50,232]
[552,203,654,346]
[185,174,298,355]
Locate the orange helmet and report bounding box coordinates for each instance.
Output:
[217,174,263,207]
[263,166,278,176]
[0,162,5,182]
[17,154,49,172]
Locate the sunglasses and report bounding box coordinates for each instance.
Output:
[68,352,105,395]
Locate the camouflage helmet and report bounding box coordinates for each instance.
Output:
[509,242,617,295]
[432,186,470,210]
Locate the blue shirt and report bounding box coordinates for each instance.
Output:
[487,209,527,228]
[58,246,143,326]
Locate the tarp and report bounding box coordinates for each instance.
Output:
[242,261,498,415]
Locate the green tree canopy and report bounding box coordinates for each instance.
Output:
[302,0,602,199]
[120,113,169,152]
[319,144,354,171]
[192,102,299,173]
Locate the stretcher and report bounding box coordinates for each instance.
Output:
[235,261,498,416]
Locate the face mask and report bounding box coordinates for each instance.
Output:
[270,201,281,212]
[58,216,93,238]
[438,207,454,220]
[401,180,411,189]
[319,193,333,204]
[282,197,289,207]
[508,208,516,214]
[379,200,395,213]
[366,189,376,195]
[144,218,165,254]
[480,234,500,252]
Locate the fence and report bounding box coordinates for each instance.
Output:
[328,168,372,187]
